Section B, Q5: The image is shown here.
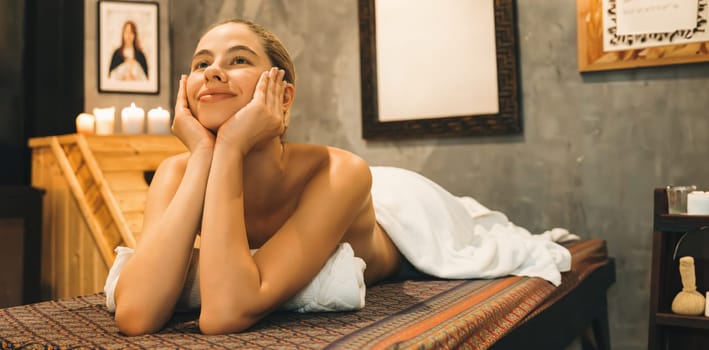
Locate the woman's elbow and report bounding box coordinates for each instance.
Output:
[114,303,165,336]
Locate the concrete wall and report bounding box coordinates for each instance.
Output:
[168,1,709,348]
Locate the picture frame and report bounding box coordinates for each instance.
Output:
[358,0,521,140]
[98,0,159,94]
[577,0,709,72]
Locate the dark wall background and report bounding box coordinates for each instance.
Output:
[0,0,84,186]
[0,0,27,185]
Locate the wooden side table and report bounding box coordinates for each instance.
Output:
[649,188,709,349]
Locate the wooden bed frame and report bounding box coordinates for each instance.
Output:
[492,257,615,350]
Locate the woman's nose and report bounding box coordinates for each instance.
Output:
[204,64,226,82]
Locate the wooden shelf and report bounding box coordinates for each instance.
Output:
[655,214,709,233]
[655,313,709,330]
[650,188,709,350]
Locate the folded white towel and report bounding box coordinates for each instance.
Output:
[280,243,367,312]
[370,166,577,286]
[104,243,366,313]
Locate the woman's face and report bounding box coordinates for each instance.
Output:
[187,23,272,131]
[122,24,135,46]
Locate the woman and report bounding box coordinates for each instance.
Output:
[109,21,149,81]
[110,18,574,336]
[112,18,402,336]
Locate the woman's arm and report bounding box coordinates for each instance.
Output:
[113,76,214,336]
[197,68,372,334]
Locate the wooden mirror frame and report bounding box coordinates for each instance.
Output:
[358,0,522,140]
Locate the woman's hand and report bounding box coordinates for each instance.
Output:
[172,74,215,152]
[216,67,287,154]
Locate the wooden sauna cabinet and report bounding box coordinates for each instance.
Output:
[29,134,186,300]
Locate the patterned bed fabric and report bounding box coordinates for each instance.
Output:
[0,240,608,350]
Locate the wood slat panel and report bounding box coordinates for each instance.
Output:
[93,204,110,230]
[94,153,178,171]
[114,190,148,213]
[54,141,114,256]
[84,185,102,213]
[28,134,80,147]
[75,163,94,193]
[85,135,186,153]
[93,248,106,293]
[80,219,105,295]
[123,211,145,236]
[103,223,124,249]
[76,136,136,249]
[64,145,83,171]
[104,171,149,191]
[67,199,82,297]
[44,180,59,299]
[29,134,185,299]
[58,186,70,299]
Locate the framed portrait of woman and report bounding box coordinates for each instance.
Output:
[98,0,159,94]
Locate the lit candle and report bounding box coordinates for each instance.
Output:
[75,113,95,135]
[687,191,709,215]
[93,107,115,135]
[121,103,145,134]
[147,107,171,134]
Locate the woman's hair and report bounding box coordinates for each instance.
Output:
[206,18,296,86]
[121,21,143,52]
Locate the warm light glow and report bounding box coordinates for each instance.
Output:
[93,107,115,135]
[121,102,145,134]
[147,106,171,134]
[75,113,95,135]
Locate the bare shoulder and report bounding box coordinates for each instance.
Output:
[286,143,371,201]
[320,146,372,201]
[325,146,371,181]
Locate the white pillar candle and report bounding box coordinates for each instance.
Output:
[121,103,145,134]
[93,107,115,135]
[687,191,709,215]
[147,106,171,134]
[75,113,95,135]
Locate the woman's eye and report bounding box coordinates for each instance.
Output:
[193,61,209,70]
[232,57,250,65]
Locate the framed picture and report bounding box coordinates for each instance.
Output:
[358,0,521,140]
[577,0,709,72]
[98,0,159,94]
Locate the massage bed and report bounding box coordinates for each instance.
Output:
[0,238,614,349]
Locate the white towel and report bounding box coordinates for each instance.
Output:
[104,243,367,313]
[370,166,577,286]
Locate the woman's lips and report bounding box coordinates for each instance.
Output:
[199,92,235,102]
